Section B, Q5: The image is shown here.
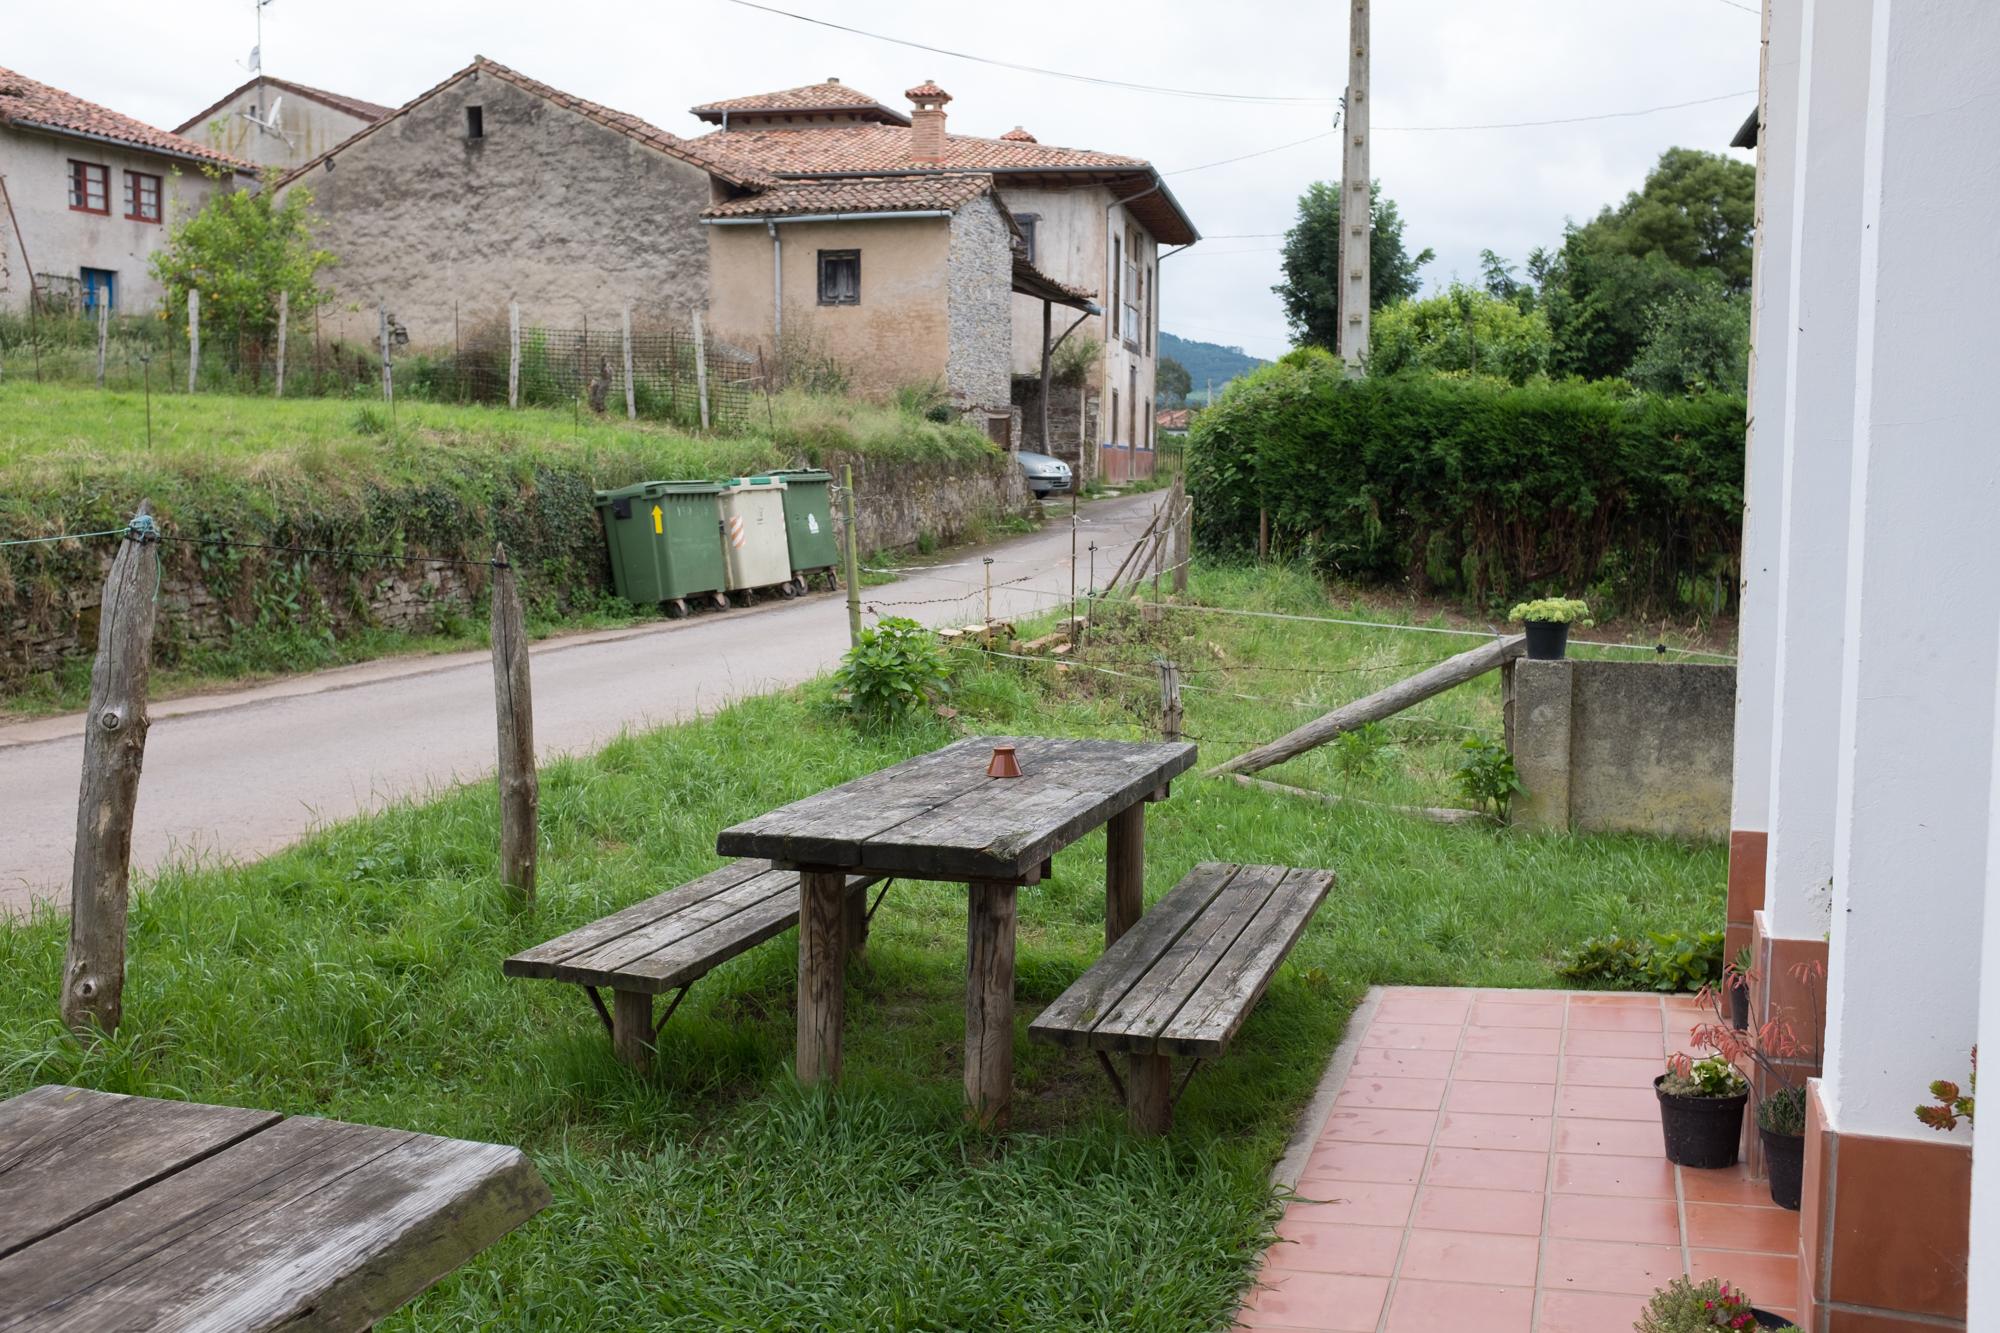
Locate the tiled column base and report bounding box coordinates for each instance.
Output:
[1798,1080,1971,1331]
[1725,830,1768,968]
[1741,912,1828,1176]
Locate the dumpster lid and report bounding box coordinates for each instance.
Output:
[594,480,725,504]
[769,468,833,484]
[724,475,788,489]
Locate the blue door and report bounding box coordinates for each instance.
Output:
[80,268,116,311]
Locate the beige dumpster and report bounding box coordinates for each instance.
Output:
[718,476,794,595]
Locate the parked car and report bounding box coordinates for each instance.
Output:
[1017,451,1072,497]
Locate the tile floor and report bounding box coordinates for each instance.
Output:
[1235,987,1800,1333]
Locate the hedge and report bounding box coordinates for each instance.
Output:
[1185,355,1746,614]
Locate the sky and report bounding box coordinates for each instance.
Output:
[14,0,1761,362]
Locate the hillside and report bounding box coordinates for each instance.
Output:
[1159,331,1269,404]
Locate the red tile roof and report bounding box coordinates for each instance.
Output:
[174,76,396,136]
[0,65,250,170]
[690,80,910,127]
[903,80,951,104]
[694,123,1148,175]
[999,126,1038,143]
[702,173,993,219]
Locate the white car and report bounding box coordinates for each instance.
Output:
[1017,451,1073,497]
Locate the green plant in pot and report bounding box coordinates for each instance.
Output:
[1657,1054,1749,1169]
[1681,958,1826,1209]
[1507,597,1592,660]
[1638,1275,1794,1331]
[1727,946,1754,1030]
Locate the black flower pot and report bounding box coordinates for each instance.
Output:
[1655,1075,1747,1169]
[1750,1308,1799,1330]
[1761,1127,1805,1211]
[1523,619,1570,660]
[1729,982,1751,1031]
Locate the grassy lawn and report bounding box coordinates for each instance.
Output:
[0,565,1725,1329]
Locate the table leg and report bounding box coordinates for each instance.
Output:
[965,880,1018,1130]
[1127,1053,1173,1134]
[845,880,870,956]
[611,989,652,1073]
[1105,803,1145,947]
[798,869,848,1085]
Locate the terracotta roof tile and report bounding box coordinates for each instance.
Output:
[174,76,396,136]
[999,126,1038,143]
[695,123,1147,175]
[0,65,250,170]
[690,80,909,126]
[903,80,951,103]
[703,173,993,219]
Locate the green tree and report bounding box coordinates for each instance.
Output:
[1582,147,1757,292]
[1275,181,1433,350]
[150,171,334,357]
[1479,248,1530,309]
[1370,283,1554,384]
[1155,356,1192,406]
[1627,282,1751,395]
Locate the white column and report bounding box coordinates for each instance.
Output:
[1760,0,1871,939]
[1821,0,2000,1139]
[1729,0,1806,841]
[1973,609,2000,1329]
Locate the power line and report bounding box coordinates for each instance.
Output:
[714,0,1339,106]
[1166,129,1343,176]
[1379,88,1755,133]
[1712,0,1760,14]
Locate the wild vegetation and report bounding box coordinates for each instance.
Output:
[0,562,1723,1330]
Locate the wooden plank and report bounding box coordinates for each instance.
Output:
[1232,773,1493,826]
[503,860,775,975]
[1209,635,1527,777]
[0,1112,548,1332]
[796,869,846,1085]
[717,740,997,868]
[1027,863,1237,1048]
[612,989,652,1071]
[1104,803,1144,947]
[553,870,799,981]
[1126,1054,1173,1135]
[1158,867,1336,1056]
[964,881,1017,1130]
[0,1087,278,1260]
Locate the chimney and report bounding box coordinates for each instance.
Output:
[905,79,951,164]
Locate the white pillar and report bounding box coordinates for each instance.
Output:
[1973,609,2000,1328]
[1821,0,2000,1139]
[1729,0,1806,842]
[1760,0,1871,940]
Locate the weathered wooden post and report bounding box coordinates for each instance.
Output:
[691,309,711,430]
[273,290,288,399]
[621,304,636,420]
[94,294,108,388]
[186,290,199,393]
[1158,660,1182,740]
[1172,478,1190,595]
[797,869,847,1084]
[490,543,537,906]
[842,464,862,648]
[61,506,161,1039]
[964,880,1017,1129]
[507,301,521,409]
[378,306,393,404]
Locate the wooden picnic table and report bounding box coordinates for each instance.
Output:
[716,734,1198,1128]
[0,1084,550,1332]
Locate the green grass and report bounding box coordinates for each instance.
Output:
[0,565,1724,1329]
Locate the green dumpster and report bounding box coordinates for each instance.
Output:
[769,469,840,588]
[593,480,729,615]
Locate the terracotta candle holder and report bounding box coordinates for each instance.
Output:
[987,744,1022,779]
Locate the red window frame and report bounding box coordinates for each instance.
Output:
[69,160,109,215]
[124,171,162,224]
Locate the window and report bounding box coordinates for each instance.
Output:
[818,249,860,305]
[80,268,116,312]
[68,161,108,215]
[1122,231,1141,349]
[123,171,161,223]
[465,105,484,140]
[1016,213,1039,263]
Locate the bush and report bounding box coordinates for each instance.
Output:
[1558,929,1725,993]
[1637,1276,1766,1331]
[1184,360,1745,614]
[1453,735,1522,817]
[834,617,953,723]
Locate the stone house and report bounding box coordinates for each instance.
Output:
[175,76,394,174]
[689,79,1198,478]
[0,65,247,316]
[274,57,767,350]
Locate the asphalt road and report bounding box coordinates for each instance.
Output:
[0,491,1162,916]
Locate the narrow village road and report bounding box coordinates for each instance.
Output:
[0,492,1164,915]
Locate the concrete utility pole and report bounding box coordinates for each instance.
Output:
[1338,0,1372,375]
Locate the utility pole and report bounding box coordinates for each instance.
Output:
[1338,0,1372,375]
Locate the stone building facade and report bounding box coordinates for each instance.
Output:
[174,76,392,174]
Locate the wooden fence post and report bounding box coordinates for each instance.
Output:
[61,506,161,1038]
[507,301,521,409]
[692,309,711,430]
[1158,660,1182,740]
[187,290,199,393]
[273,290,288,399]
[490,544,538,906]
[1172,477,1190,595]
[621,305,636,420]
[94,294,108,388]
[378,305,393,403]
[842,464,862,648]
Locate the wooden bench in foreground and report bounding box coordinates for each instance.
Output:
[1029,862,1336,1134]
[504,858,884,1071]
[0,1084,549,1332]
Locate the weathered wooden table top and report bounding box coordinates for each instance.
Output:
[0,1084,550,1332]
[716,735,1199,881]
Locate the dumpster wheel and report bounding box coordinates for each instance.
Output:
[711,592,730,611]
[779,579,800,599]
[668,598,690,619]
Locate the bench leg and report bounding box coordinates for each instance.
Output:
[612,989,653,1073]
[845,881,870,957]
[1105,803,1145,947]
[965,880,1018,1130]
[798,869,848,1085]
[1127,1053,1173,1135]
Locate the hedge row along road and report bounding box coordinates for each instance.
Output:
[0,492,1160,916]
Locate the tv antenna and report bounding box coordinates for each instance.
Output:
[241,0,275,75]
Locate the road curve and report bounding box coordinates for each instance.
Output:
[0,492,1164,915]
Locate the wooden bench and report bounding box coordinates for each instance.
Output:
[504,859,884,1072]
[1029,862,1335,1134]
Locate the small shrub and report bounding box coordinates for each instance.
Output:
[1557,935,1649,988]
[1508,596,1593,625]
[1453,735,1523,817]
[1637,1275,1765,1331]
[1558,929,1723,993]
[1915,1048,1977,1132]
[834,617,953,723]
[1052,336,1102,387]
[1332,722,1396,783]
[1661,1056,1748,1100]
[1758,1083,1807,1135]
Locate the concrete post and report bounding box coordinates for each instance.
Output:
[1337,0,1371,374]
[1760,0,1871,942]
[1974,609,2000,1329]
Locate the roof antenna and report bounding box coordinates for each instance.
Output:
[240,0,275,75]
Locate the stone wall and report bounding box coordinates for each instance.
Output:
[1505,658,1736,841]
[946,195,1014,413]
[1011,376,1097,482]
[833,449,1030,555]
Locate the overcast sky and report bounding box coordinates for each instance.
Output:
[17,0,1759,361]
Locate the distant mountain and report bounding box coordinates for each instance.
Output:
[1158,331,1269,405]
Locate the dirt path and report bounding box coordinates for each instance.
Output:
[0,492,1163,916]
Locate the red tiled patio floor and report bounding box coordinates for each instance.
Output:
[1236,987,1799,1333]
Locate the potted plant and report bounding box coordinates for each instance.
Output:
[1726,946,1754,1030]
[1507,597,1592,660]
[1683,959,1826,1209]
[1914,1047,1976,1131]
[1657,1054,1749,1169]
[1638,1276,1795,1330]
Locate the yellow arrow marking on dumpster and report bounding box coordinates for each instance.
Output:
[651,504,663,534]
